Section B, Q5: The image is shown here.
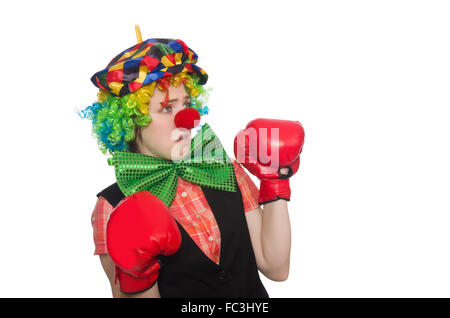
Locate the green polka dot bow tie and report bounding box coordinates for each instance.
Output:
[108,123,237,208]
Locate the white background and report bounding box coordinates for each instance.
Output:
[0,0,449,297]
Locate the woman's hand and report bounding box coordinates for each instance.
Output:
[234,118,305,205]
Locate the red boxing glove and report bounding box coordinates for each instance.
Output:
[106,191,182,294]
[234,118,305,205]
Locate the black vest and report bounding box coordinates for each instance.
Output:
[97,176,269,298]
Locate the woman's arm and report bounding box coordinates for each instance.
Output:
[98,254,161,298]
[99,254,121,297]
[245,199,291,282]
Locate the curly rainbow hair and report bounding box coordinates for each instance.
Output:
[78,72,211,155]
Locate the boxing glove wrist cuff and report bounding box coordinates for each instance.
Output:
[115,265,159,294]
[259,178,291,205]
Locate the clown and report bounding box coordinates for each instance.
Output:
[80,26,305,298]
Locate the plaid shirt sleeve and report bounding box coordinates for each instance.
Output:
[232,160,261,213]
[90,196,114,255]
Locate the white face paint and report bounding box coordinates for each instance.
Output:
[137,83,193,161]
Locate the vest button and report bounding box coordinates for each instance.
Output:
[218,269,227,280]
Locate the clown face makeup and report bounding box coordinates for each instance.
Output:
[136,83,193,161]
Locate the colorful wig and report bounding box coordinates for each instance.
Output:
[79,72,211,155]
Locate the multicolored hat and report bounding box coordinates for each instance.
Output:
[91,29,208,97]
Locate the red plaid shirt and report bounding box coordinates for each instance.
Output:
[91,160,260,264]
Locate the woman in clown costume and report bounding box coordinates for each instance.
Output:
[80,26,305,298]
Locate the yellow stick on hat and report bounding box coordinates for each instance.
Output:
[135,25,143,43]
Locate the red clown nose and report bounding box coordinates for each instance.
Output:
[174,108,201,130]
